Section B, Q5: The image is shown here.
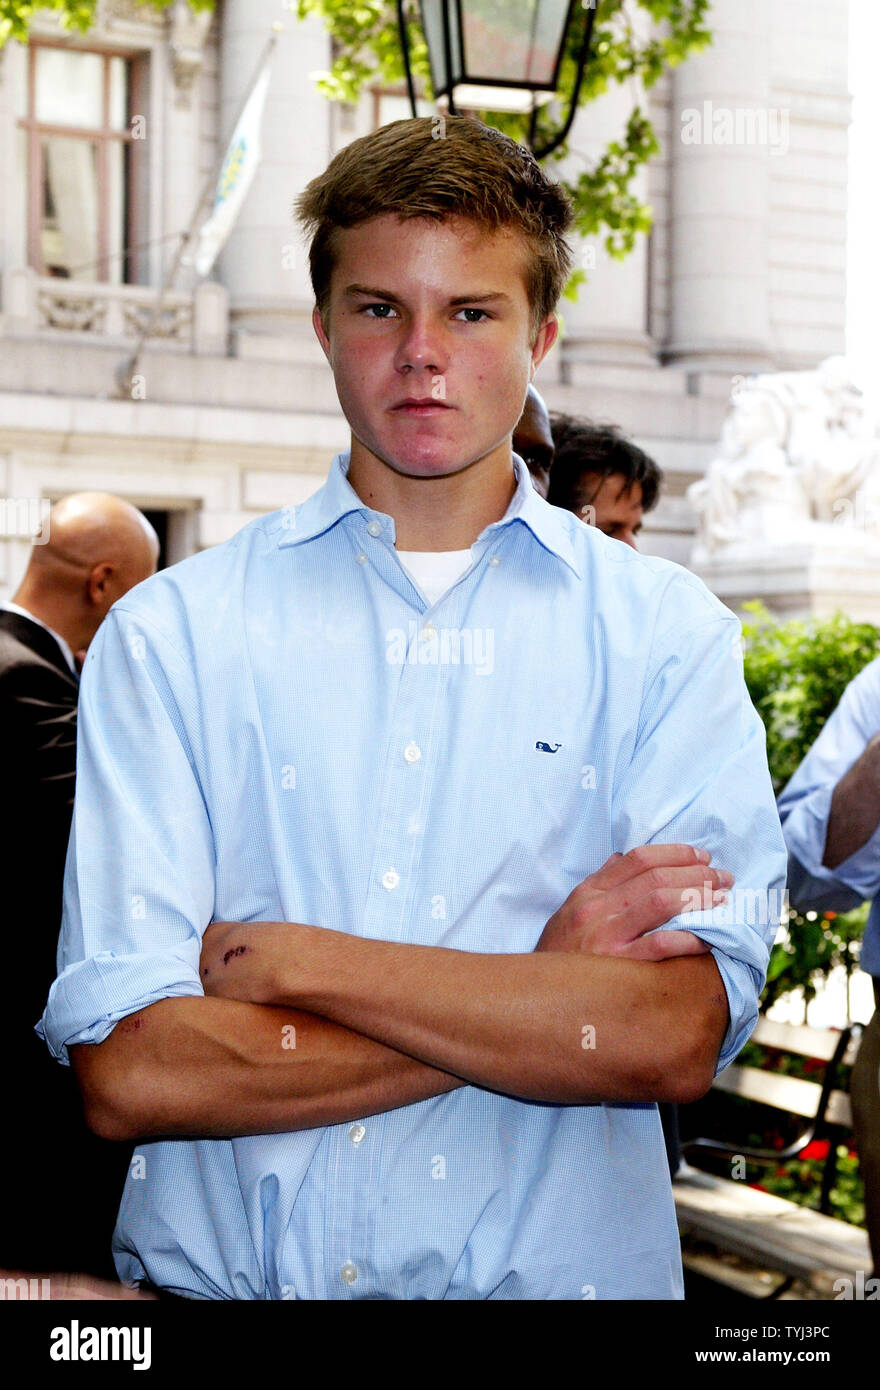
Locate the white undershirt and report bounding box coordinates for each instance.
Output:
[396,550,473,607]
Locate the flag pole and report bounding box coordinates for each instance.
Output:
[115,22,282,399]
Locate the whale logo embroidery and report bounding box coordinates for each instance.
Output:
[535,741,563,753]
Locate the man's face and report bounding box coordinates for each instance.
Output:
[313,214,556,481]
[576,474,644,549]
[513,390,554,499]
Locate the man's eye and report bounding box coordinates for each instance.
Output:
[363,304,397,318]
[455,308,489,322]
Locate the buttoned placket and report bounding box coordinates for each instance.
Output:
[319,511,508,1297]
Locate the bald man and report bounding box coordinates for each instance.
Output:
[0,493,157,1279]
[513,384,555,499]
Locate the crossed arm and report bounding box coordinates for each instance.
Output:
[72,846,732,1142]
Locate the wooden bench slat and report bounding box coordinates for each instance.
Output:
[825,1089,853,1129]
[681,1021,865,1295]
[674,1168,870,1286]
[752,1017,846,1061]
[714,1065,822,1119]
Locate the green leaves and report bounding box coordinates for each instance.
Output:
[1,0,97,45]
[0,0,211,48]
[742,602,880,796]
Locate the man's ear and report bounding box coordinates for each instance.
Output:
[87,562,114,608]
[530,315,559,376]
[312,305,331,360]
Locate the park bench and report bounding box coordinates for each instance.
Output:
[674,1016,873,1299]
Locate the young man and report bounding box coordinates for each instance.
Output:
[547,416,663,549]
[42,117,785,1301]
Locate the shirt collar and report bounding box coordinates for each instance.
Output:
[1,600,78,675]
[277,452,583,579]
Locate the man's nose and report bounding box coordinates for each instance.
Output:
[394,316,448,376]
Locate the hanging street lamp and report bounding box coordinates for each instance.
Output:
[397,0,599,158]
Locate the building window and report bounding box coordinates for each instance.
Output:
[20,42,147,284]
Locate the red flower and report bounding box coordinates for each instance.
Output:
[823,911,837,920]
[800,1140,830,1161]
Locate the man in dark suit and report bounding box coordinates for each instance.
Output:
[1,492,158,1278]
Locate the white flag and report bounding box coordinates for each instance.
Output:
[193,53,273,277]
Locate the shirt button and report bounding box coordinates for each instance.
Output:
[366,521,382,537]
[355,552,368,564]
[420,623,435,638]
[404,742,421,763]
[381,869,400,891]
[349,1123,366,1145]
[340,1262,358,1284]
[488,555,500,567]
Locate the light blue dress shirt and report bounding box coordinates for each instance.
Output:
[778,656,880,978]
[40,454,786,1300]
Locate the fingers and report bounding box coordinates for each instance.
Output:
[622,929,713,963]
[605,878,729,941]
[606,866,733,917]
[588,844,714,892]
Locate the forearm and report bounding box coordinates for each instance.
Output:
[71,995,463,1142]
[823,735,880,869]
[264,927,728,1105]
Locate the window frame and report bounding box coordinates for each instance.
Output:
[19,37,147,284]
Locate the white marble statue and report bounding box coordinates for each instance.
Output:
[688,357,880,563]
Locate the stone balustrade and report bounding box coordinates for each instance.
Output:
[0,267,229,356]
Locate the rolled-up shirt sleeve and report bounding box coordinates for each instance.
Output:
[38,604,215,1064]
[777,656,880,913]
[612,583,788,1074]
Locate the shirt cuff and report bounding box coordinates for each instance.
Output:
[783,784,880,907]
[38,949,203,1065]
[709,946,764,1074]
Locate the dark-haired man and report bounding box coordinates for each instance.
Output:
[43,116,784,1301]
[548,415,663,549]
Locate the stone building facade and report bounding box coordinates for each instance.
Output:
[0,0,850,592]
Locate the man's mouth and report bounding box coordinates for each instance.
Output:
[391,399,453,412]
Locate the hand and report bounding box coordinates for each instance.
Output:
[535,844,732,962]
[0,1268,157,1300]
[47,1273,158,1301]
[199,919,299,1003]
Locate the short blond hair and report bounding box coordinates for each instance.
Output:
[295,116,573,341]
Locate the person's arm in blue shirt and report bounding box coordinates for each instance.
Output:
[193,608,779,1117]
[778,657,880,911]
[54,590,778,1140]
[72,844,725,1139]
